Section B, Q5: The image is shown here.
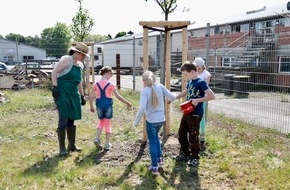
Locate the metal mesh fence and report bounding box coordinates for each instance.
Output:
[184,23,290,134]
[0,21,289,133]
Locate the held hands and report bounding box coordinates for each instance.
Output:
[166,99,172,104]
[90,107,95,113]
[166,95,177,104]
[81,95,86,106]
[52,86,59,101]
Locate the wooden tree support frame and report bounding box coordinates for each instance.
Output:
[139,21,190,143]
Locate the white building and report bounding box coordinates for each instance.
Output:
[97,1,290,67]
[0,38,46,65]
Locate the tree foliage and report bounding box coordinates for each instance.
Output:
[24,35,41,48]
[5,33,26,43]
[115,31,127,38]
[144,0,178,20]
[5,34,41,48]
[40,22,72,58]
[84,34,111,43]
[71,0,95,42]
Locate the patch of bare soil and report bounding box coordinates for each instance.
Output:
[73,103,239,189]
[85,105,207,188]
[87,133,180,169]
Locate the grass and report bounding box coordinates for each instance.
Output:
[0,89,289,190]
[278,91,289,102]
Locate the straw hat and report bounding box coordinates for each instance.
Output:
[70,42,89,57]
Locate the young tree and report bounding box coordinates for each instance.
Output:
[71,0,95,42]
[144,0,178,20]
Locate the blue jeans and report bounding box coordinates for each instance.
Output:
[96,106,113,119]
[146,120,164,168]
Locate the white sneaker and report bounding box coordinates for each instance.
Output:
[94,139,103,149]
[187,157,199,167]
[105,143,111,151]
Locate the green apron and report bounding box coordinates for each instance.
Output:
[57,62,82,120]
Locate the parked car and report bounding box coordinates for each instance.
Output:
[171,62,182,76]
[0,62,10,72]
[170,78,182,91]
[20,62,41,69]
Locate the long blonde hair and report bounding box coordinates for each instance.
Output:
[142,70,158,108]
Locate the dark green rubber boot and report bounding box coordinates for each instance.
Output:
[57,128,68,157]
[67,125,82,152]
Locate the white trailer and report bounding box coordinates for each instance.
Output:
[89,44,143,72]
[88,44,103,72]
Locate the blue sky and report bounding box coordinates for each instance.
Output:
[1,0,288,37]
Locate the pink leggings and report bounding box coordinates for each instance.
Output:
[97,118,111,133]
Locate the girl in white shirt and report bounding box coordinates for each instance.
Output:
[194,57,211,150]
[133,70,176,175]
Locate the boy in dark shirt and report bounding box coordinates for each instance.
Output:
[173,61,215,166]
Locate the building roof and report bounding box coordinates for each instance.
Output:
[100,2,290,43]
[224,2,289,24]
[185,2,290,30]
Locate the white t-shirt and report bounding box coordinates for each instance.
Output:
[198,70,211,81]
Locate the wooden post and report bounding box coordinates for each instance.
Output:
[85,56,90,95]
[165,30,171,139]
[91,45,95,85]
[142,27,149,143]
[116,54,121,90]
[182,27,188,102]
[143,28,149,71]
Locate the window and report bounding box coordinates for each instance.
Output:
[222,57,236,67]
[240,24,249,32]
[23,56,34,62]
[214,25,220,34]
[233,25,241,32]
[94,55,99,61]
[0,64,5,70]
[266,21,272,27]
[279,57,290,73]
[97,47,102,53]
[250,22,256,29]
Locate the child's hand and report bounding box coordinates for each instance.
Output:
[90,107,95,113]
[166,99,172,104]
[127,102,132,107]
[190,99,198,107]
